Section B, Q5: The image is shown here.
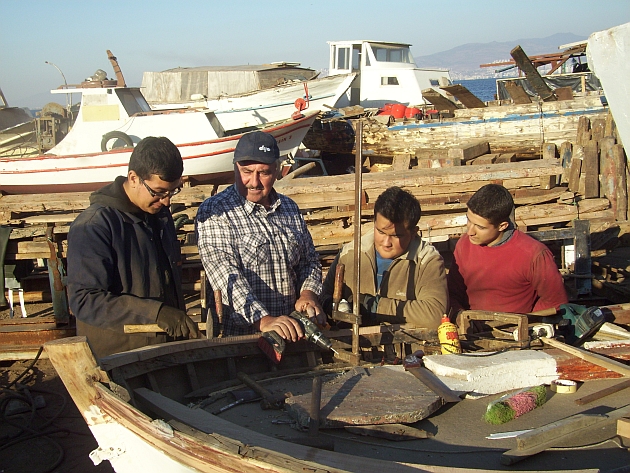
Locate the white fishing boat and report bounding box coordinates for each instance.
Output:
[142,64,356,130]
[0,52,319,195]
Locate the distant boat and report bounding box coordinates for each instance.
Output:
[0,51,319,195]
[142,63,356,130]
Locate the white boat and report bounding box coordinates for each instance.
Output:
[0,53,319,195]
[587,21,630,152]
[142,64,356,130]
[327,40,452,108]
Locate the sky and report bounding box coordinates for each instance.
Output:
[2,0,629,109]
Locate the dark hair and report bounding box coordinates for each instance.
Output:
[467,184,514,226]
[374,186,421,229]
[128,136,183,182]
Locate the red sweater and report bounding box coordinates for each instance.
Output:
[448,230,568,313]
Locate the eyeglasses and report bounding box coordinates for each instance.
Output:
[139,176,182,199]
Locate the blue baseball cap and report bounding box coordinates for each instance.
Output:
[233,131,280,164]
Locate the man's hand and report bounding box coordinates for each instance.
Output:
[156,305,199,338]
[258,315,303,342]
[359,293,380,319]
[295,290,326,326]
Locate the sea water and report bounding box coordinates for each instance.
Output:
[454,78,498,102]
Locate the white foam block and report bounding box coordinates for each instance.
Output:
[422,350,558,395]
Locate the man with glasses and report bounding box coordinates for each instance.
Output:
[196,131,324,342]
[68,136,198,360]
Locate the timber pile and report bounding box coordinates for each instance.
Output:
[0,115,626,295]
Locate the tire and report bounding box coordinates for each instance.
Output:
[101,131,134,152]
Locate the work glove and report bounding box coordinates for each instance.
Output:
[156,305,199,338]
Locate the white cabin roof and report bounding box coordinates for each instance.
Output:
[327,40,412,47]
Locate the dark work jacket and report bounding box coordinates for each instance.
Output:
[67,176,185,360]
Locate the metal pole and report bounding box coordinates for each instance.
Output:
[45,61,72,116]
[352,120,363,358]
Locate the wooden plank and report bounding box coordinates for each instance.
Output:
[447,140,490,162]
[542,337,630,377]
[542,143,557,161]
[614,144,628,221]
[391,154,411,171]
[554,86,574,101]
[568,145,583,192]
[504,81,532,104]
[495,153,517,164]
[574,379,630,405]
[510,46,556,101]
[599,137,617,213]
[420,88,459,112]
[591,118,606,143]
[501,405,630,465]
[560,141,572,184]
[583,141,599,198]
[576,116,591,146]
[440,84,486,108]
[466,154,498,166]
[618,418,630,439]
[415,157,461,168]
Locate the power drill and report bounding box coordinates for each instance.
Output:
[258,310,333,364]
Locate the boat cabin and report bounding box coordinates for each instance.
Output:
[48,83,225,156]
[328,40,452,108]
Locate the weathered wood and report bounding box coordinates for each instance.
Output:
[542,143,557,161]
[583,141,599,198]
[502,405,630,465]
[440,84,486,109]
[554,86,574,101]
[416,157,461,168]
[599,137,617,214]
[559,141,572,184]
[618,418,630,439]
[391,154,411,171]
[568,145,583,192]
[510,46,556,101]
[576,116,591,146]
[447,140,490,162]
[614,144,628,221]
[591,118,606,143]
[420,88,459,112]
[504,81,532,104]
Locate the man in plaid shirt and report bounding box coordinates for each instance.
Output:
[195,131,324,339]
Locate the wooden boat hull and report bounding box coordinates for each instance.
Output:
[44,327,629,473]
[0,111,318,194]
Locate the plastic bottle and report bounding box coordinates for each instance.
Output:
[437,315,461,354]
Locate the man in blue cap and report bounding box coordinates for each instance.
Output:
[196,131,324,341]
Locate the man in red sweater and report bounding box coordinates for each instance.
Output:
[448,184,568,316]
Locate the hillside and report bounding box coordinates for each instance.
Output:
[414,33,586,79]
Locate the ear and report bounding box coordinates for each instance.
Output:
[128,170,138,185]
[497,221,510,232]
[411,225,419,237]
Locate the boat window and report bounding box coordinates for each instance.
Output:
[116,89,152,115]
[352,49,360,70]
[370,45,414,64]
[429,79,440,86]
[381,77,399,85]
[336,47,351,70]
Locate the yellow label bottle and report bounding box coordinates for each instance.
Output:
[438,315,462,354]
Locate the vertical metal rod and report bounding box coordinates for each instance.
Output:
[352,120,363,357]
[308,376,322,437]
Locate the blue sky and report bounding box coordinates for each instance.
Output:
[2,0,629,108]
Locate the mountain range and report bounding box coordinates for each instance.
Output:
[414,33,586,79]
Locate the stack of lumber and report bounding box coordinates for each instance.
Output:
[0,115,625,291]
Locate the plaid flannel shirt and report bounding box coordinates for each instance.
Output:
[195,185,322,336]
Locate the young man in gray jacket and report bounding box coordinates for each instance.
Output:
[321,186,448,329]
[67,136,198,360]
